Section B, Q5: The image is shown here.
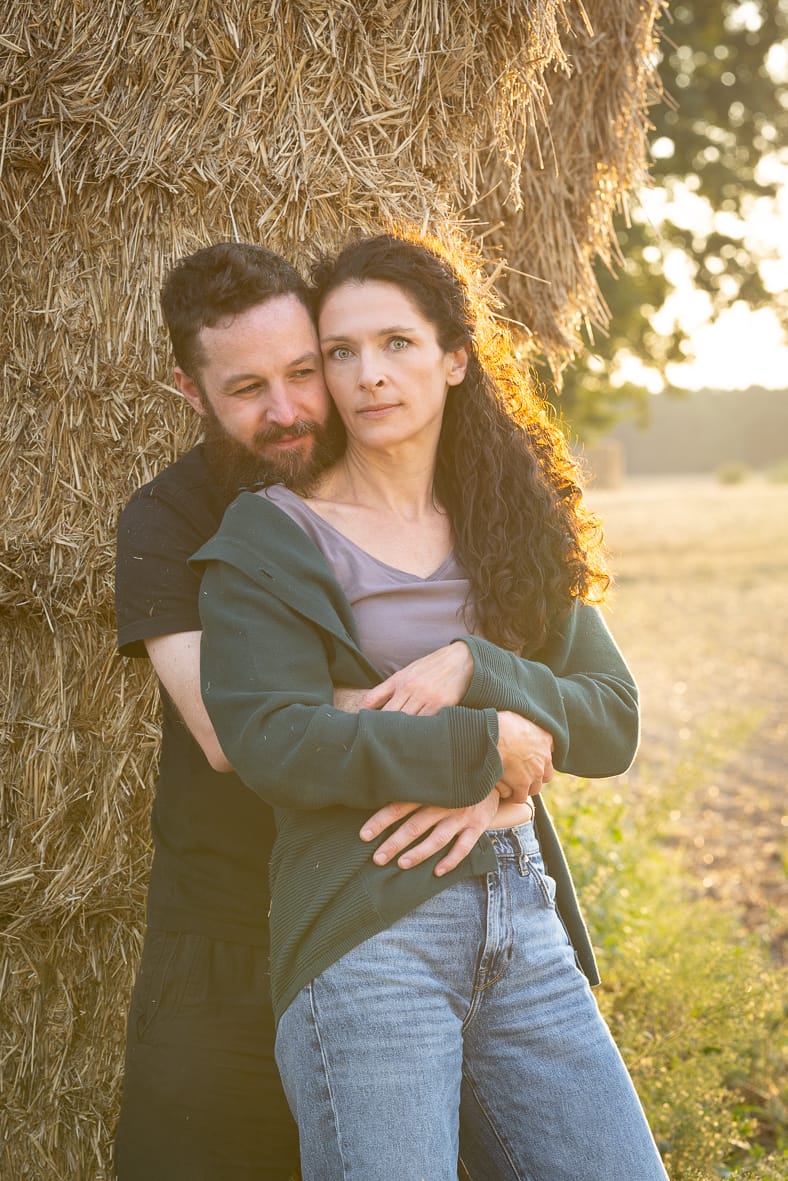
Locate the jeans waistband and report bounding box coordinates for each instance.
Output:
[485,820,539,859]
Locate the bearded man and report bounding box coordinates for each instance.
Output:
[114,243,340,1179]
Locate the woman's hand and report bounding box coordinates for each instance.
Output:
[339,654,553,875]
[495,711,554,803]
[350,642,474,715]
[359,789,502,876]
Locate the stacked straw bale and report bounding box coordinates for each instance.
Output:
[1,2,663,1175]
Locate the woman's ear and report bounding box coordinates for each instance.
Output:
[445,342,470,386]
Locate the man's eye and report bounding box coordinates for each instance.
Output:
[234,383,261,396]
[292,368,316,379]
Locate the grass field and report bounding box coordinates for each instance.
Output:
[592,474,787,948]
[564,473,788,1180]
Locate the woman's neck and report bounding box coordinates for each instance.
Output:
[316,445,442,519]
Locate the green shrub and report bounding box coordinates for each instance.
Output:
[549,748,787,1181]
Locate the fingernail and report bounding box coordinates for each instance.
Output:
[373,851,387,864]
[398,857,412,868]
[360,828,372,839]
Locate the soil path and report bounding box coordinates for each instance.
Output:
[589,476,787,955]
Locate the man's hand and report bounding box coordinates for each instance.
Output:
[352,642,474,715]
[346,650,554,874]
[495,711,554,803]
[359,789,501,876]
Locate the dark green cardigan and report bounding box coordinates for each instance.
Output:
[192,492,639,1023]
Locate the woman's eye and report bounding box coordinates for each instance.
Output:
[389,337,409,351]
[329,347,352,361]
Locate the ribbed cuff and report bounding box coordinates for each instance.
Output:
[446,705,502,805]
[455,634,529,713]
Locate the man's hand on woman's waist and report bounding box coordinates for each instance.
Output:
[335,649,554,875]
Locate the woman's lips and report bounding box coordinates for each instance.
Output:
[357,403,399,417]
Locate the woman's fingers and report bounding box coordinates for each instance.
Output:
[359,643,474,716]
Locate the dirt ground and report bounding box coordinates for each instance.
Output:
[588,475,787,956]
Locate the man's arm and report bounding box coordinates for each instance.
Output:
[196,557,551,812]
[143,635,540,880]
[338,604,639,873]
[336,666,553,875]
[145,632,233,773]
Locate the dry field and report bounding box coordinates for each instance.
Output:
[589,475,788,955]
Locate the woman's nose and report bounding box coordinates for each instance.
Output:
[361,363,385,392]
[358,350,385,390]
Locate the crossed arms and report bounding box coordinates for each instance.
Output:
[145,630,555,875]
[148,575,637,876]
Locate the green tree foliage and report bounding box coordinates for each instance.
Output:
[551,0,788,436]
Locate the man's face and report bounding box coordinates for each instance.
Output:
[176,295,339,492]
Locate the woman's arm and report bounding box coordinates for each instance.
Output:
[198,557,505,812]
[460,603,639,778]
[352,602,639,779]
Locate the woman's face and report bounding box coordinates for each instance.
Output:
[318,280,468,456]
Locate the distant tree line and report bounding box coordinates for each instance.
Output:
[601,387,788,475]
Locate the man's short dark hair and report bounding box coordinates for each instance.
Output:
[160,242,311,379]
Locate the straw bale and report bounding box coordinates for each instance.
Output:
[1,1,662,1174]
[471,0,664,369]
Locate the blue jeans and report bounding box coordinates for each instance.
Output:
[275,823,668,1181]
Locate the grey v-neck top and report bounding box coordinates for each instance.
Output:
[262,485,475,676]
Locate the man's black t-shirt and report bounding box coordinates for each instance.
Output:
[115,445,275,944]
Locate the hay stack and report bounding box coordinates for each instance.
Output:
[0,2,663,1175]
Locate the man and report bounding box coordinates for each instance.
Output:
[114,243,338,1179]
[114,242,553,1180]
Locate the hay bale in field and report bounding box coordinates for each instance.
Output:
[0,1,663,1175]
[474,0,664,369]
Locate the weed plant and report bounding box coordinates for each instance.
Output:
[550,736,786,1180]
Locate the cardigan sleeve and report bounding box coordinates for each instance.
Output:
[198,558,503,811]
[457,602,639,778]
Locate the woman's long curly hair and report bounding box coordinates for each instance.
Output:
[311,231,609,655]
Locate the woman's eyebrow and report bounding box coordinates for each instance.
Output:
[321,324,417,344]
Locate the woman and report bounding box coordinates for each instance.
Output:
[193,233,668,1181]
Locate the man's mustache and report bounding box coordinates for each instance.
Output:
[255,420,317,446]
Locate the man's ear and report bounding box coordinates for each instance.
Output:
[174,368,206,416]
[446,342,470,387]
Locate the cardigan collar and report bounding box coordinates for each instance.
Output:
[190,491,381,682]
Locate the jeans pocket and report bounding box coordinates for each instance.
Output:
[527,851,558,910]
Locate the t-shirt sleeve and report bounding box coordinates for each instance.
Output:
[115,488,207,658]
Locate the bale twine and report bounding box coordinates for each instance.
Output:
[0,2,662,1174]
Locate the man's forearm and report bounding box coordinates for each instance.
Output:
[333,686,369,712]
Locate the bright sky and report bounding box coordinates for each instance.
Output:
[617,162,788,393]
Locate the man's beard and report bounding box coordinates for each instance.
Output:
[201,401,345,503]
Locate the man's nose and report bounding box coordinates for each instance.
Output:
[264,384,299,427]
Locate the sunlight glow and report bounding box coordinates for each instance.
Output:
[632,163,788,391]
